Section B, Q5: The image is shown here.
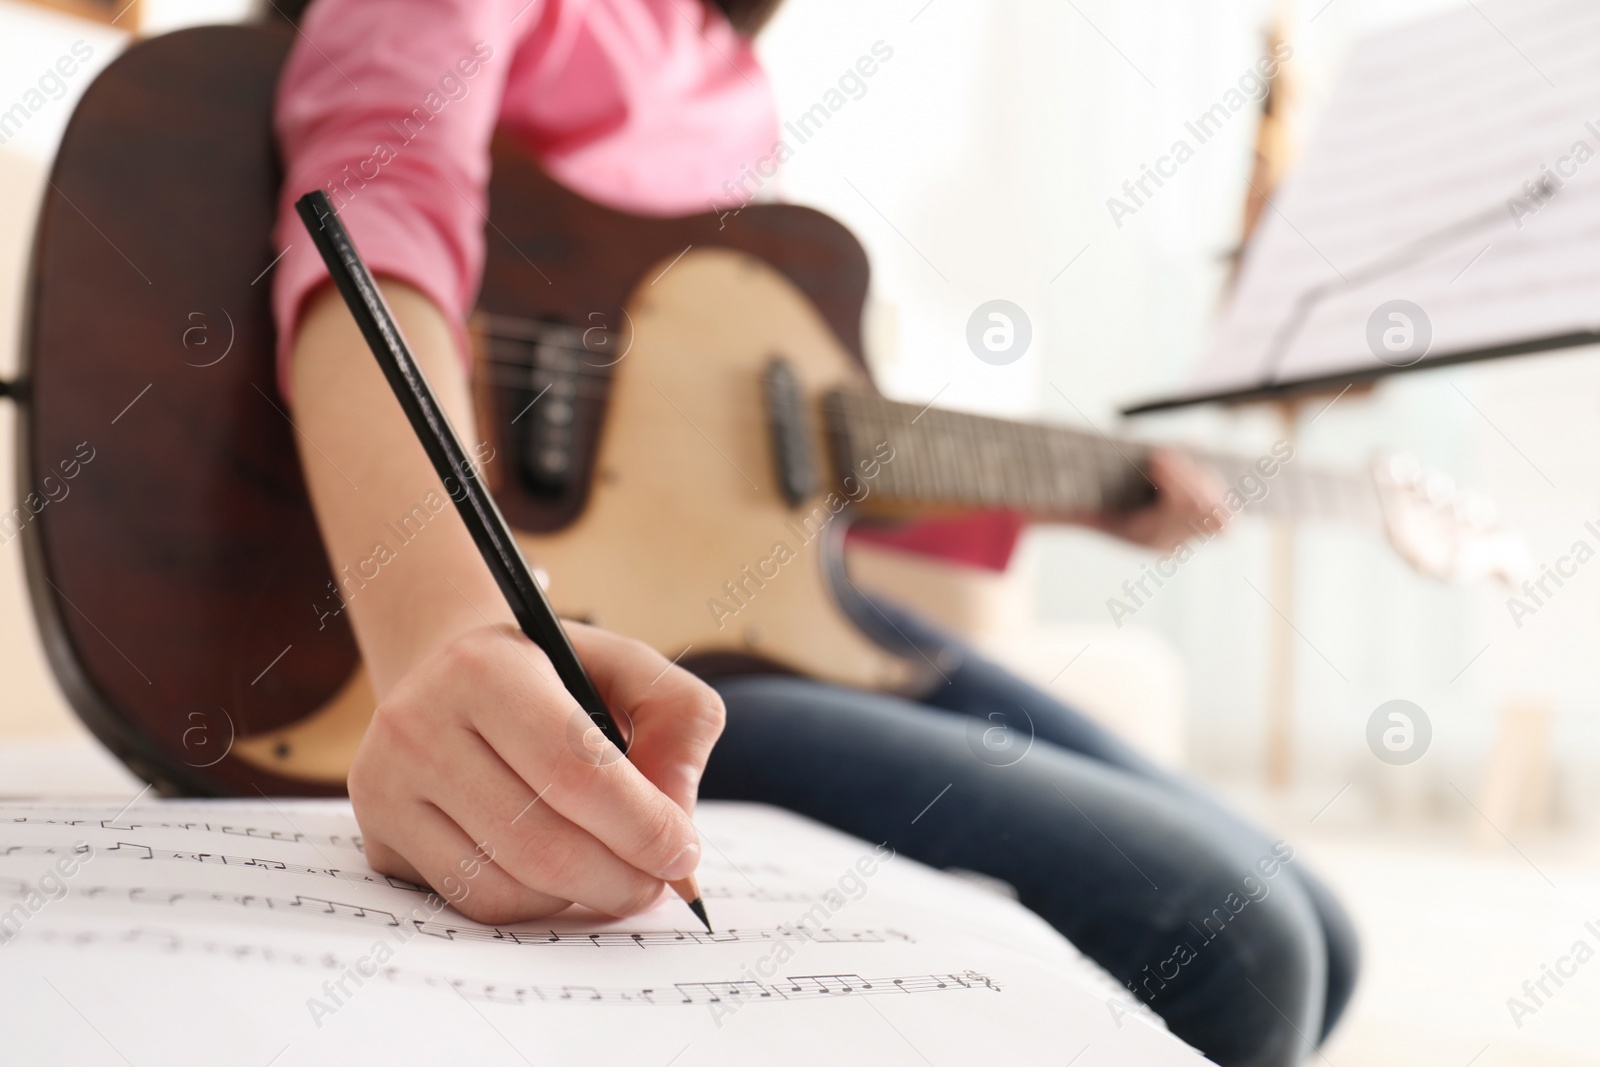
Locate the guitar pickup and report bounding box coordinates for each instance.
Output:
[495,322,586,498]
[763,357,816,507]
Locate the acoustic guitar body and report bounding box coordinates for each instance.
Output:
[24,26,915,796]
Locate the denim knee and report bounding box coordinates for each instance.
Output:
[1131,859,1328,1067]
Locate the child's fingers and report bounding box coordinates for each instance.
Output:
[623,689,724,817]
[465,640,703,884]
[564,624,726,814]
[416,630,704,889]
[421,731,667,918]
[361,799,570,925]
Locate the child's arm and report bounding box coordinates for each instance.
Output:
[289,279,724,923]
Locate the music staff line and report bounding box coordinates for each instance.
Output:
[0,882,914,948]
[26,927,996,1008]
[0,841,419,891]
[2,815,364,851]
[433,969,998,1007]
[0,816,788,878]
[0,842,820,903]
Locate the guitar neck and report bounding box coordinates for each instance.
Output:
[824,389,1383,526]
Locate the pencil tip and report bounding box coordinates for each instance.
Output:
[687,897,712,933]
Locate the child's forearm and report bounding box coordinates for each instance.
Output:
[289,280,512,698]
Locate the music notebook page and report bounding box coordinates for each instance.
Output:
[0,799,1204,1066]
[1190,0,1600,397]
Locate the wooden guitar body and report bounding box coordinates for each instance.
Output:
[233,247,919,781]
[24,25,914,796]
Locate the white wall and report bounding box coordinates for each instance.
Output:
[0,1,125,164]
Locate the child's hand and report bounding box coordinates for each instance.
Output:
[289,281,722,924]
[346,621,725,925]
[1083,449,1231,552]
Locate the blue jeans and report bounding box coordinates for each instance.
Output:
[698,607,1358,1067]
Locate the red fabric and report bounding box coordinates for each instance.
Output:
[847,511,1026,572]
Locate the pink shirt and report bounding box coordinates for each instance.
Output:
[271,0,774,372]
[270,0,1022,572]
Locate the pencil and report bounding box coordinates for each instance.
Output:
[295,191,709,932]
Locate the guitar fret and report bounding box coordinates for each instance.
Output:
[992,420,1018,506]
[1027,424,1058,513]
[937,407,965,506]
[860,397,895,497]
[940,412,965,505]
[1091,440,1120,510]
[824,391,853,496]
[907,407,932,499]
[933,414,956,502]
[1041,432,1069,512]
[888,406,914,499]
[928,412,947,505]
[964,415,983,504]
[1080,440,1103,512]
[979,417,1005,506]
[1047,432,1088,513]
[954,410,982,506]
[822,387,1397,533]
[999,421,1030,508]
[1013,423,1038,512]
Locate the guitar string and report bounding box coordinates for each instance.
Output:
[459,339,1378,512]
[464,413,1376,526]
[369,320,1381,521]
[463,369,1373,513]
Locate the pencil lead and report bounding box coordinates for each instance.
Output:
[687,897,712,933]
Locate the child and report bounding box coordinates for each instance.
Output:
[271,2,1355,1062]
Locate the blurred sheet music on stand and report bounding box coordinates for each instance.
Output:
[1126,0,1600,415]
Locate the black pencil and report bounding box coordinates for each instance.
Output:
[295,191,709,934]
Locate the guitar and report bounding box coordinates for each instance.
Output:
[20,25,1524,797]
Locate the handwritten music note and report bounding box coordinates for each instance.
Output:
[0,799,1200,1065]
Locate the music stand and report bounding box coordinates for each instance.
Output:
[1123,0,1600,418]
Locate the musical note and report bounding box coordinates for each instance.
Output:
[25,922,1004,1015]
[0,799,1207,1067]
[699,885,817,903]
[673,980,769,1003]
[786,975,852,995]
[0,877,906,949]
[0,841,410,890]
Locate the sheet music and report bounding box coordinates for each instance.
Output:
[1191,0,1600,397]
[0,799,1205,1065]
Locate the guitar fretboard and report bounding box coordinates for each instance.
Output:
[825,388,1381,525]
[825,390,1154,516]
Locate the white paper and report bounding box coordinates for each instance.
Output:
[0,799,1207,1066]
[1189,0,1600,398]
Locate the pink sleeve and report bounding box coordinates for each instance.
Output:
[270,0,529,395]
